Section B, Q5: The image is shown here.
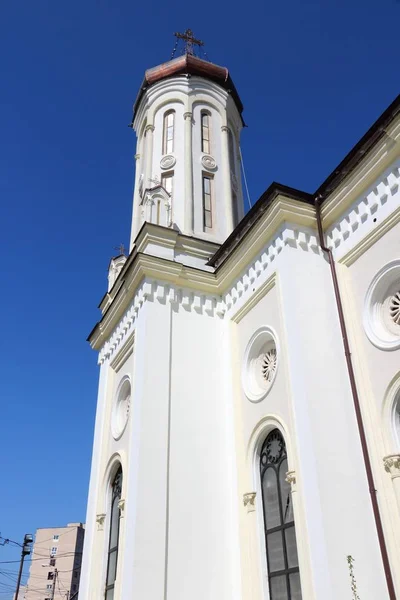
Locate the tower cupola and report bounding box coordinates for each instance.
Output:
[129,31,244,249]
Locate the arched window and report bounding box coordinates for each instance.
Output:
[105,466,122,600]
[201,111,211,154]
[260,430,302,600]
[163,110,175,155]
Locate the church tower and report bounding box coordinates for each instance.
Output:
[129,30,244,247]
[80,32,246,600]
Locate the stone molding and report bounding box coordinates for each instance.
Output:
[285,470,297,490]
[221,125,229,133]
[98,280,225,364]
[326,163,400,257]
[160,154,176,170]
[96,513,106,531]
[145,124,155,133]
[383,454,400,478]
[201,155,217,171]
[118,498,126,517]
[224,224,321,315]
[183,111,193,121]
[243,492,257,513]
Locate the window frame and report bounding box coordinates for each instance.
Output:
[259,429,302,600]
[105,466,122,600]
[163,110,175,155]
[202,173,214,231]
[201,111,211,154]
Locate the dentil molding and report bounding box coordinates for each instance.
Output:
[326,162,400,258]
[224,224,322,316]
[383,454,400,478]
[98,280,226,364]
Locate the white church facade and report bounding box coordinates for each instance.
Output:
[79,37,400,600]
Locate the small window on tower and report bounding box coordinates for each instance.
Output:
[163,110,175,155]
[202,175,213,230]
[53,535,59,542]
[201,111,210,154]
[50,547,57,555]
[50,558,56,567]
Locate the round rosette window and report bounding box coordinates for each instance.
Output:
[242,327,278,402]
[364,260,400,351]
[112,377,131,440]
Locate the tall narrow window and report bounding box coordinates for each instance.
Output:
[105,466,122,600]
[202,175,213,230]
[260,430,302,600]
[201,112,210,154]
[163,110,175,155]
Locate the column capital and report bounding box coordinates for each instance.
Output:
[134,153,140,161]
[221,125,229,133]
[183,111,193,122]
[145,124,155,133]
[285,470,297,489]
[118,498,126,517]
[243,492,257,513]
[383,454,400,478]
[96,513,106,531]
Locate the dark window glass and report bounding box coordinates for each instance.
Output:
[105,466,122,599]
[260,430,302,600]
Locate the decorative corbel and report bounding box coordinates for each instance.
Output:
[243,492,257,513]
[118,498,126,517]
[285,470,297,491]
[96,513,106,531]
[383,455,400,479]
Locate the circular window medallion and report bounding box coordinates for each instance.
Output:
[201,155,217,171]
[242,327,278,402]
[160,155,176,170]
[112,377,131,440]
[364,260,400,350]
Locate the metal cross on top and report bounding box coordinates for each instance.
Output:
[114,244,126,256]
[173,29,204,56]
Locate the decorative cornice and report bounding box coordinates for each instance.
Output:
[326,162,400,259]
[243,492,257,513]
[383,454,400,478]
[97,280,225,363]
[224,224,321,318]
[96,513,106,531]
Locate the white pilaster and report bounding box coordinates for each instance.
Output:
[221,125,234,233]
[183,111,194,235]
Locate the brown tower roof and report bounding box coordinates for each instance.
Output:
[132,53,243,122]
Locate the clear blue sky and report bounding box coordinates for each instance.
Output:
[0,0,398,593]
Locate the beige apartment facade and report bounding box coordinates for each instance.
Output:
[25,523,84,600]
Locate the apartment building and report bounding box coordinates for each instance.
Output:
[25,523,84,600]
